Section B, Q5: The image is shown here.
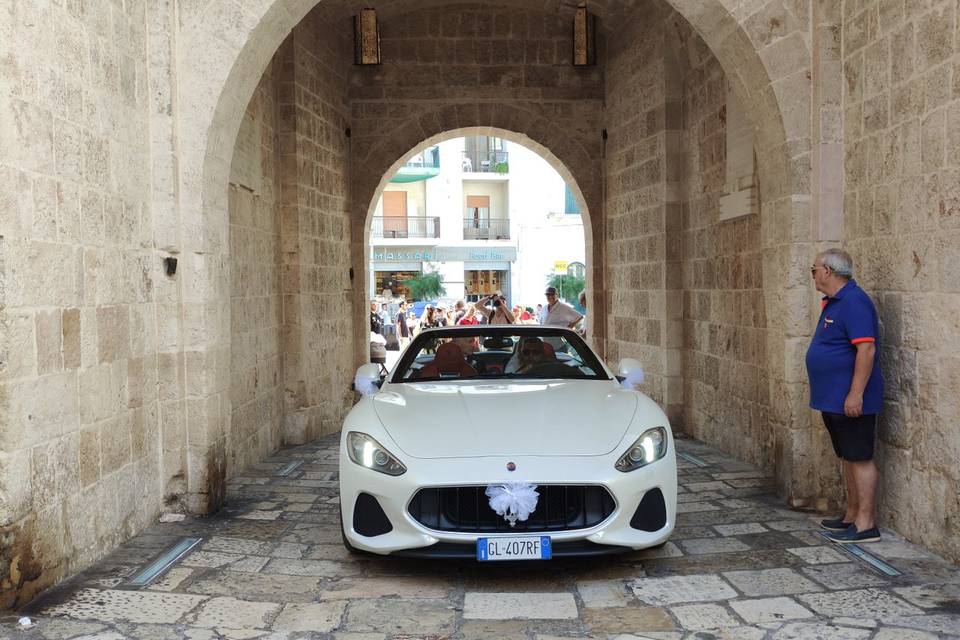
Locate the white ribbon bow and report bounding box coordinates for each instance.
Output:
[485,483,539,527]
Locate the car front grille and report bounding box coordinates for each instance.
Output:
[407,485,616,533]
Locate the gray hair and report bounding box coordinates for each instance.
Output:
[818,248,854,278]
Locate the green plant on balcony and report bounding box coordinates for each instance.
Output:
[493,161,509,174]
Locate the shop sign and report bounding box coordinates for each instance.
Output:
[372,246,518,262]
[372,247,434,261]
[436,246,517,262]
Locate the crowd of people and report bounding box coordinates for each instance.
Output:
[370,287,587,350]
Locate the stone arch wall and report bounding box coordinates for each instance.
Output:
[602,0,818,502]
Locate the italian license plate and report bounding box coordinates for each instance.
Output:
[476,536,552,561]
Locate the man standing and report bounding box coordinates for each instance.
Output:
[539,287,583,329]
[396,301,411,350]
[805,249,884,543]
[370,301,384,336]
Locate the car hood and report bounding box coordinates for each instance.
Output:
[372,380,638,458]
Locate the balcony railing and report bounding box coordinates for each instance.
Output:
[405,147,440,169]
[461,150,509,173]
[372,216,441,239]
[464,218,510,240]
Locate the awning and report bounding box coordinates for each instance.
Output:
[389,166,440,183]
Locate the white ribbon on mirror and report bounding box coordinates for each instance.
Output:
[620,366,645,390]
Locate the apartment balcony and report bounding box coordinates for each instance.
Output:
[391,146,440,183]
[372,216,441,239]
[461,149,509,174]
[463,218,510,240]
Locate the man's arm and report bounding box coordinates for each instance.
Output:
[565,304,584,329]
[844,342,875,417]
[502,305,515,323]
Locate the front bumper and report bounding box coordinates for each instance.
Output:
[339,448,677,556]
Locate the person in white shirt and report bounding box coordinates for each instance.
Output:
[539,286,583,353]
[539,287,583,328]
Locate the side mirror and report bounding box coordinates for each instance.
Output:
[354,363,383,396]
[617,358,645,389]
[618,358,643,377]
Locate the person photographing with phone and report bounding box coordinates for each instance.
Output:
[478,292,515,325]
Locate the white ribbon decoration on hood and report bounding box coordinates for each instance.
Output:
[485,483,539,526]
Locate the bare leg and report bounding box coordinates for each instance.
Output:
[849,459,878,531]
[841,460,858,523]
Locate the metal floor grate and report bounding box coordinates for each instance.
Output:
[818,531,901,577]
[125,537,203,588]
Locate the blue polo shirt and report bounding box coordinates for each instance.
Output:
[805,279,884,415]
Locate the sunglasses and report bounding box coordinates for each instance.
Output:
[521,349,542,356]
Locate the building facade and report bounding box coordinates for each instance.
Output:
[369,138,586,308]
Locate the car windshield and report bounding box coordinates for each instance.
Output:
[391,327,610,383]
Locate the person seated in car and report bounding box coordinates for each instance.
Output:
[452,335,478,358]
[504,337,553,374]
[416,341,477,379]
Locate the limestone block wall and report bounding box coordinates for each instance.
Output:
[228,60,284,477]
[841,0,960,560]
[677,26,772,468]
[603,10,671,407]
[0,0,162,608]
[278,12,355,444]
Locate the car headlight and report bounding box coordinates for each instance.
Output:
[615,427,668,472]
[346,432,407,476]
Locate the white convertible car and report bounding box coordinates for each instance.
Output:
[340,325,677,561]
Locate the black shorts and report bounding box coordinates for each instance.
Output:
[821,412,876,462]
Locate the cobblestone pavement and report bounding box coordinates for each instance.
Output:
[4,434,959,639]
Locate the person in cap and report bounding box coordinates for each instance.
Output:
[539,286,583,329]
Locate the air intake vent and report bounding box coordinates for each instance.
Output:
[630,487,667,532]
[353,492,393,537]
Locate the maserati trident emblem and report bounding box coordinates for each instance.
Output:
[504,513,519,527]
[506,461,516,471]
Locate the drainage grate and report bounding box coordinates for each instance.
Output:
[126,537,203,588]
[817,531,901,577]
[274,460,304,476]
[677,452,709,468]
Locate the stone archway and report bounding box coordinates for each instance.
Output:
[353,122,597,362]
[353,124,602,344]
[173,0,813,511]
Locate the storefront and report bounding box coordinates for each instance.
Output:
[370,247,435,299]
[373,270,420,299]
[370,246,518,302]
[438,246,517,303]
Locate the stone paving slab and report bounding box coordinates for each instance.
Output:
[5,432,960,640]
[463,592,579,619]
